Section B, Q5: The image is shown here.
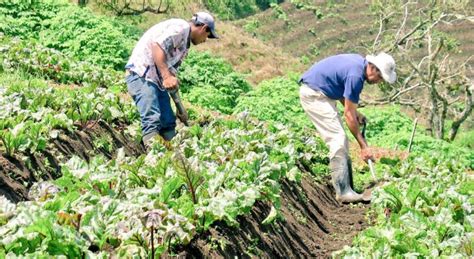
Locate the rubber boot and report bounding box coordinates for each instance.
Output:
[330,156,367,203]
[143,132,172,151]
[348,158,372,202]
[143,132,158,152]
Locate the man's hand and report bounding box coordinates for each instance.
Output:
[151,43,179,90]
[163,75,179,90]
[361,147,375,163]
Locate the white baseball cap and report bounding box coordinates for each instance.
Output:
[366,52,397,84]
[192,12,219,39]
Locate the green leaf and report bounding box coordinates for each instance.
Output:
[159,176,184,203]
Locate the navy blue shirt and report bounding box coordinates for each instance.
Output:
[300,54,367,104]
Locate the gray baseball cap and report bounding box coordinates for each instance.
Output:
[192,12,219,39]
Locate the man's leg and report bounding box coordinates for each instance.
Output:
[299,84,364,203]
[126,74,163,147]
[156,87,177,141]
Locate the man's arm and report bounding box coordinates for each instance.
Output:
[344,99,367,148]
[344,98,373,162]
[340,99,366,124]
[151,43,178,90]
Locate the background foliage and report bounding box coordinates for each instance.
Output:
[179,50,251,114]
[0,1,141,70]
[234,74,312,131]
[204,0,283,20]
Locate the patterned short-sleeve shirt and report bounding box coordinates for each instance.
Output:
[125,18,191,85]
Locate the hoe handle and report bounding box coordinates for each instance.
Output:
[168,89,189,126]
[362,121,377,181]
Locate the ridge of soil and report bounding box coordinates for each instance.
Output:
[182,176,369,258]
[0,120,144,202]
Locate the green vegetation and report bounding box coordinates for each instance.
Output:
[336,154,473,257]
[204,0,283,20]
[234,74,312,132]
[0,110,327,256]
[235,76,473,257]
[360,106,473,168]
[0,36,124,89]
[0,2,327,257]
[0,0,472,258]
[179,50,251,114]
[0,73,138,157]
[0,1,140,70]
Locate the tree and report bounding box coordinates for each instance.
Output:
[78,0,87,7]
[97,0,170,16]
[365,0,473,141]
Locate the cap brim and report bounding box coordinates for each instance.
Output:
[382,71,397,84]
[208,29,219,39]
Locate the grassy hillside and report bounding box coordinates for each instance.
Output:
[94,0,303,85]
[195,22,304,85]
[235,1,474,78]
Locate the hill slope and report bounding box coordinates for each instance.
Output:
[234,1,474,77]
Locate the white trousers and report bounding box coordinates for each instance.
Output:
[299,84,349,160]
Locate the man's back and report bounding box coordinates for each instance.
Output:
[300,54,366,103]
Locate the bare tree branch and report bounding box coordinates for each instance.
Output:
[99,0,169,16]
[395,2,410,40]
[449,81,473,141]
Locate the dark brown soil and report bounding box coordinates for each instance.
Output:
[182,176,369,258]
[0,120,145,202]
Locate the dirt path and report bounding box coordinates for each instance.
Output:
[184,176,369,258]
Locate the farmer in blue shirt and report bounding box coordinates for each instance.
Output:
[299,53,396,203]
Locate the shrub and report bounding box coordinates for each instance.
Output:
[178,50,251,114]
[234,74,312,131]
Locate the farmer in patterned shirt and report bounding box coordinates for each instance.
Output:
[299,53,397,203]
[125,12,218,149]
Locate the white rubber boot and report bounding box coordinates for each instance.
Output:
[331,156,370,203]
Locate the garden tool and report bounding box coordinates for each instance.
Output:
[168,89,189,126]
[155,66,189,126]
[361,121,377,181]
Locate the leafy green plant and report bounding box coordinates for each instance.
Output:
[0,36,125,88]
[0,125,28,157]
[360,106,473,168]
[0,73,137,158]
[204,0,282,20]
[0,115,328,257]
[40,6,139,70]
[270,3,289,24]
[244,18,260,34]
[93,135,114,154]
[336,154,473,257]
[234,74,313,132]
[0,1,63,39]
[178,50,251,114]
[0,1,140,70]
[290,0,324,19]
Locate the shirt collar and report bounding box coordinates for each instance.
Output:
[363,59,368,81]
